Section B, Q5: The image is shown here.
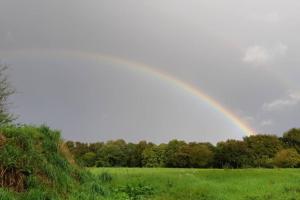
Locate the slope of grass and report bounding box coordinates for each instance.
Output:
[0,125,105,200]
[91,168,300,200]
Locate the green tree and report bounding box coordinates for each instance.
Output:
[273,148,300,168]
[164,140,186,167]
[282,128,300,153]
[135,141,151,167]
[96,139,128,167]
[142,144,166,167]
[214,140,250,168]
[0,64,14,125]
[82,152,97,167]
[126,143,139,167]
[186,143,214,168]
[89,142,104,153]
[244,135,282,167]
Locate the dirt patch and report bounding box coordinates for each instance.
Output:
[60,142,76,166]
[0,166,28,192]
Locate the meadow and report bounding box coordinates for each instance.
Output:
[91,168,300,200]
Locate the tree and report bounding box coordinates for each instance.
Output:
[125,143,139,167]
[214,140,250,168]
[244,135,282,167]
[89,142,104,153]
[134,141,149,167]
[164,140,186,167]
[82,152,97,167]
[282,128,300,153]
[186,143,214,168]
[96,140,128,167]
[142,144,166,167]
[0,64,14,125]
[273,148,300,168]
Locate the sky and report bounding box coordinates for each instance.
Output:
[0,0,299,143]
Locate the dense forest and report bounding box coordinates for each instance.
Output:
[66,128,300,169]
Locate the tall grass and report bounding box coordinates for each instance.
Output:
[0,125,106,200]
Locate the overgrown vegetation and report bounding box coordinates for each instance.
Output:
[0,125,109,200]
[67,128,300,169]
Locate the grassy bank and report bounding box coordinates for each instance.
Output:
[91,168,300,200]
[0,125,105,200]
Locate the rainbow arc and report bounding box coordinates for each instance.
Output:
[1,48,255,136]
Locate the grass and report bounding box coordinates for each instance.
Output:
[90,168,300,200]
[0,125,106,200]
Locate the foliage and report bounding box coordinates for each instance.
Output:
[96,139,128,167]
[244,135,283,167]
[67,129,300,169]
[164,140,187,167]
[282,128,300,153]
[273,148,300,168]
[214,140,250,168]
[181,142,214,168]
[82,152,97,167]
[142,144,166,167]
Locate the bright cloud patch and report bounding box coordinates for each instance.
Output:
[263,91,300,111]
[243,43,287,65]
[261,119,273,126]
[248,12,280,23]
[243,46,270,64]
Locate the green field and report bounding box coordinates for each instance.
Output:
[90,168,300,200]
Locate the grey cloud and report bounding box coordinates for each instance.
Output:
[0,0,300,142]
[247,12,281,23]
[263,91,300,111]
[261,119,273,126]
[243,43,288,65]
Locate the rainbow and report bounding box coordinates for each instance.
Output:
[1,48,255,136]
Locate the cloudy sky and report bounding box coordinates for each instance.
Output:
[0,0,299,143]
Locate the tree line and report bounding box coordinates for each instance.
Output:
[66,128,300,168]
